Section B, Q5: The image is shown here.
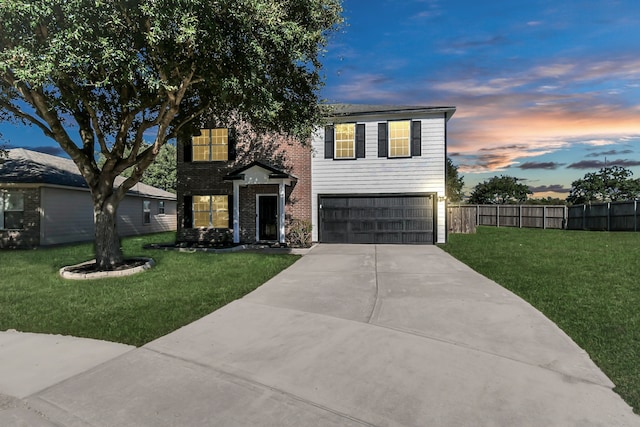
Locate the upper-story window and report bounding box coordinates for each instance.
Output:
[377,120,421,158]
[334,123,355,159]
[192,128,229,161]
[324,124,365,160]
[389,120,411,158]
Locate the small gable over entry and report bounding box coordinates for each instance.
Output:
[224,162,296,244]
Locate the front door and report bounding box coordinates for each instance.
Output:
[258,195,278,241]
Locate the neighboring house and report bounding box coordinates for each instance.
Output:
[0,148,177,248]
[176,104,455,245]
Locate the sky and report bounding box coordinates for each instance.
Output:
[319,0,640,198]
[2,0,639,199]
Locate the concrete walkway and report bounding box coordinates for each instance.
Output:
[1,244,639,426]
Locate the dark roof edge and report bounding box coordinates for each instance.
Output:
[325,104,456,120]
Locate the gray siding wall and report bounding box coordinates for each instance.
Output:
[311,115,447,243]
[117,197,177,237]
[40,187,176,246]
[40,187,94,245]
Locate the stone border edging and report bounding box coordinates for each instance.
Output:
[59,258,155,280]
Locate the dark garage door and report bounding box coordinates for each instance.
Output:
[319,195,434,244]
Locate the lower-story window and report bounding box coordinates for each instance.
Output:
[143,200,151,224]
[0,192,24,230]
[193,195,229,228]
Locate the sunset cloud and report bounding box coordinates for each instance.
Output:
[586,149,634,158]
[519,162,565,170]
[567,159,640,169]
[528,184,570,194]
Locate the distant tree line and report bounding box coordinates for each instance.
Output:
[446,158,640,205]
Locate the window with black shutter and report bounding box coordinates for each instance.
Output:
[378,123,388,158]
[324,125,334,159]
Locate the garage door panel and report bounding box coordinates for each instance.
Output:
[319,195,434,244]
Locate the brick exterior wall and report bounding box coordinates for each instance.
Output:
[283,140,312,226]
[0,187,41,249]
[176,126,312,244]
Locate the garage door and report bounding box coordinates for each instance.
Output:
[319,195,434,244]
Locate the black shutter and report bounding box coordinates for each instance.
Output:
[355,124,365,158]
[183,196,193,228]
[324,125,334,159]
[378,123,388,158]
[183,138,192,162]
[228,194,234,229]
[227,127,237,161]
[411,120,422,157]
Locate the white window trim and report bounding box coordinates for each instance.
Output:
[0,191,25,230]
[143,200,151,225]
[334,123,356,160]
[388,120,411,159]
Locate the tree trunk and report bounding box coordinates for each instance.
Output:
[94,200,123,270]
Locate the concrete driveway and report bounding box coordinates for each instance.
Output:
[1,244,639,426]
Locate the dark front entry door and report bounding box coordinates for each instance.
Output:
[258,195,278,241]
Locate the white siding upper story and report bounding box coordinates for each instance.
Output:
[311,113,448,243]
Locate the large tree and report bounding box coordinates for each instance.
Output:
[446,157,464,202]
[567,166,640,204]
[468,175,532,204]
[98,143,177,193]
[0,0,342,269]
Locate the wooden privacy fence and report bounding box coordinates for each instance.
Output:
[448,205,568,234]
[567,201,640,231]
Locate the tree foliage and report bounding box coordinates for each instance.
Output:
[0,0,342,269]
[468,175,532,204]
[567,166,640,204]
[98,143,177,193]
[524,197,567,206]
[446,157,464,202]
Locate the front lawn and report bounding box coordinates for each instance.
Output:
[0,232,298,346]
[441,227,640,414]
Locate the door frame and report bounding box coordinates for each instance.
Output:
[256,193,279,242]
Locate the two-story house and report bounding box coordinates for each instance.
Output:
[176,104,455,246]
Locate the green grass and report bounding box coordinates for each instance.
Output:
[441,226,640,414]
[0,232,299,347]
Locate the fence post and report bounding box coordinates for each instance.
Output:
[635,200,638,232]
[582,204,586,230]
[543,206,547,229]
[607,202,611,231]
[476,205,480,226]
[519,205,522,228]
[563,205,567,229]
[496,205,500,227]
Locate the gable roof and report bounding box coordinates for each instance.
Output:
[326,103,456,121]
[0,148,176,200]
[224,161,297,181]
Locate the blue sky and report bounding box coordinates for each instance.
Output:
[320,0,640,198]
[2,0,639,199]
